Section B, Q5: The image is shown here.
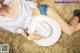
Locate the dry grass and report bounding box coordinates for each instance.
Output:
[1,27,80,53]
[0,0,80,53]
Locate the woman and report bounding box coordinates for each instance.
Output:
[0,0,80,40]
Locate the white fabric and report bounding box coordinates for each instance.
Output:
[28,15,61,46]
[3,0,10,5]
[0,0,36,33]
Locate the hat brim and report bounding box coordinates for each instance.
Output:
[28,15,61,46]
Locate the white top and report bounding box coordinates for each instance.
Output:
[0,0,36,33]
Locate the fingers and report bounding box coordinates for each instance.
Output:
[28,31,44,40]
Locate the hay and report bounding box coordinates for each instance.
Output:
[0,0,80,53]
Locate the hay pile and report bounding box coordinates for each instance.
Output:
[0,0,80,53]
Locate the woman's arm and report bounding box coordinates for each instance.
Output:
[47,6,79,35]
[75,23,80,31]
[19,30,44,40]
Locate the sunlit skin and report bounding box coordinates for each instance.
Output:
[0,0,80,40]
[0,4,2,9]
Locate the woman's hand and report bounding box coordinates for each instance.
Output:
[28,32,44,40]
[19,29,44,40]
